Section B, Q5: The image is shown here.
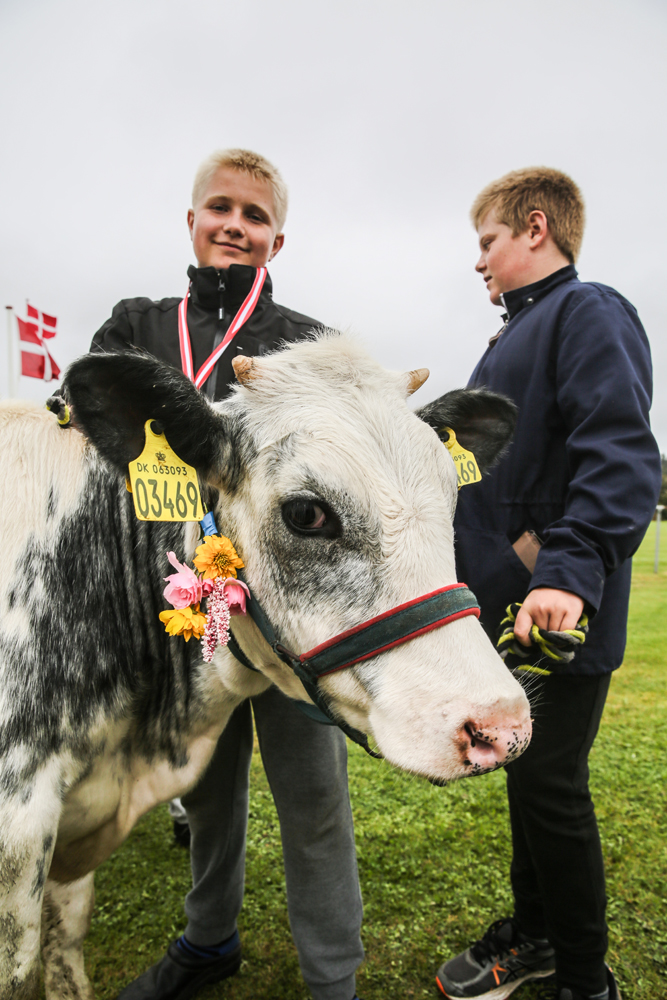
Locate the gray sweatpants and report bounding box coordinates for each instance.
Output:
[180,686,364,1000]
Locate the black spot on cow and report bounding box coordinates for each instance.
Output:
[0,461,200,778]
[30,834,54,898]
[255,484,385,656]
[0,842,27,892]
[46,486,58,521]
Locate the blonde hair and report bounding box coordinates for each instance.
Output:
[471,167,585,263]
[192,148,289,232]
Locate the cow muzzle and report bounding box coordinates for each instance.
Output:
[457,714,532,774]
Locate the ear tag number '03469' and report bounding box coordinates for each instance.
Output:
[127,420,203,522]
[442,427,481,489]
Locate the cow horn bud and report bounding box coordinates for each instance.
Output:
[232,355,261,386]
[406,368,430,396]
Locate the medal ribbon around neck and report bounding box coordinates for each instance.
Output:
[178,267,267,389]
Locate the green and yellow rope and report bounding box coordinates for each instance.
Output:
[497,602,589,675]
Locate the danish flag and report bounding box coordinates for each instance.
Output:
[16,304,60,381]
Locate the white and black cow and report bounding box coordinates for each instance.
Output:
[0,333,530,999]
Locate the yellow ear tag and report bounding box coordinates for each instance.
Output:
[442,427,481,489]
[127,420,203,522]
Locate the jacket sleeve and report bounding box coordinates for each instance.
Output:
[90,301,134,354]
[529,289,662,612]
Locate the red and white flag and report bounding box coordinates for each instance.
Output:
[16,303,60,381]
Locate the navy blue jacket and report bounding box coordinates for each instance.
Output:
[454,265,661,674]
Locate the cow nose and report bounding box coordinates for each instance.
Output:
[459,718,531,773]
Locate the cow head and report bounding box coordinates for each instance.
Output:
[65,335,529,782]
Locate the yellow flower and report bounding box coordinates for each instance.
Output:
[193,535,244,581]
[159,603,207,642]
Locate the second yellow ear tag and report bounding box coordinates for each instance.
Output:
[128,420,204,521]
[442,427,481,489]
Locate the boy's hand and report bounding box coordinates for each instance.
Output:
[514,588,585,646]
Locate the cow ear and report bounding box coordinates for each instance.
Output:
[415,387,517,474]
[63,352,234,485]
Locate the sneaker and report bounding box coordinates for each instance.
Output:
[436,917,555,999]
[535,964,621,1000]
[116,932,241,999]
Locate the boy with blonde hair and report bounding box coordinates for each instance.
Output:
[435,168,661,1000]
[92,149,364,1000]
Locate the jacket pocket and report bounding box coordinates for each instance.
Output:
[454,525,533,636]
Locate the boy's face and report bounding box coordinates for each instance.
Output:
[188,167,284,270]
[475,208,534,306]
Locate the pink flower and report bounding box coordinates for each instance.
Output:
[201,578,232,663]
[221,577,250,616]
[163,551,203,609]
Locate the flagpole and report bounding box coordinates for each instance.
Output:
[5,306,16,399]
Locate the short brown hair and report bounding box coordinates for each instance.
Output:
[192,148,289,232]
[471,167,585,263]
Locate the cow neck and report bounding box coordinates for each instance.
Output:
[179,265,270,389]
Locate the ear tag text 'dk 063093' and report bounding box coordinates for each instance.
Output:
[442,427,481,489]
[127,419,203,521]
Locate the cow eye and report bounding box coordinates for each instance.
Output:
[281,499,341,538]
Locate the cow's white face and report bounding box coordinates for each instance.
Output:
[209,336,531,782]
[66,334,531,784]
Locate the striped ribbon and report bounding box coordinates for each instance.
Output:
[178,267,267,389]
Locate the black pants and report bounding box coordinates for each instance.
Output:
[506,672,611,996]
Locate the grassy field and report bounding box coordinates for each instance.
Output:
[85,525,667,999]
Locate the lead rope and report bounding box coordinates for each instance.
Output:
[496,602,589,675]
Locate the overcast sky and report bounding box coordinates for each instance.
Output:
[1,0,665,455]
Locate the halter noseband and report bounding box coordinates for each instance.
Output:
[228,574,480,758]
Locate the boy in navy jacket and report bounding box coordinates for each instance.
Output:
[436,169,661,1000]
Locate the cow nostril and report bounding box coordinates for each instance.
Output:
[463,722,479,747]
[464,722,494,749]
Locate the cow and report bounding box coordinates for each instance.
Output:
[0,333,531,999]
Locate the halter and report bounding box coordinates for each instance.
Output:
[197,498,481,758]
[227,572,480,758]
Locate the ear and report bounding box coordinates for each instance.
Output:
[63,352,237,487]
[527,209,549,250]
[416,387,517,474]
[269,232,285,261]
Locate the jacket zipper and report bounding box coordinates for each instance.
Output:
[489,295,510,345]
[204,273,227,401]
[218,273,226,322]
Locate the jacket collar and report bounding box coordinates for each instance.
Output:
[500,264,577,320]
[187,263,273,312]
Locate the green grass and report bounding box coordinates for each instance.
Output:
[85,525,667,999]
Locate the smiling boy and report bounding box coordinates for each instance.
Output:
[92,149,364,1000]
[189,164,285,268]
[435,168,661,1000]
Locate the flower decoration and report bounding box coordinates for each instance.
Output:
[201,578,232,662]
[193,535,245,581]
[221,577,250,616]
[159,532,249,657]
[159,604,207,642]
[163,551,205,609]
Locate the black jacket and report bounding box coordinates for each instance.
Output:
[454,265,661,674]
[91,264,321,402]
